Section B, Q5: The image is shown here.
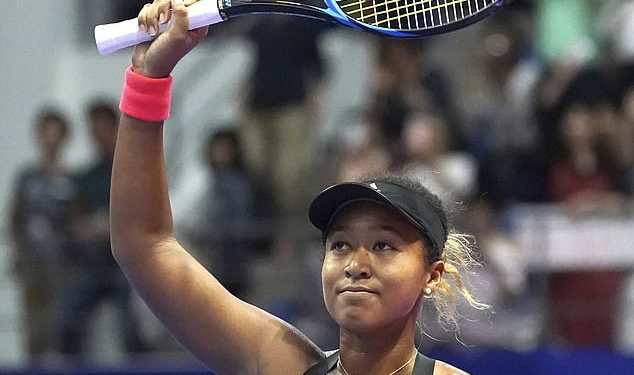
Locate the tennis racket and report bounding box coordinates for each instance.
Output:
[95,0,506,55]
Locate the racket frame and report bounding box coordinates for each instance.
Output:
[95,0,506,55]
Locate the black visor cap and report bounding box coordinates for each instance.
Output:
[308,182,446,259]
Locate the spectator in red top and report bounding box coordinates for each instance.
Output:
[547,69,626,216]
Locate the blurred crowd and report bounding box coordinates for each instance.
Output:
[5,0,634,366]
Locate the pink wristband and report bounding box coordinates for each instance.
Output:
[119,66,173,122]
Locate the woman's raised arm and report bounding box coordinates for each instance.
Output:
[109,1,322,373]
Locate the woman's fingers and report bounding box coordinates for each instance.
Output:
[158,0,172,26]
[169,0,190,35]
[137,3,151,33]
[168,0,208,40]
[137,0,172,36]
[145,1,162,36]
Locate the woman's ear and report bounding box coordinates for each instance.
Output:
[425,260,445,291]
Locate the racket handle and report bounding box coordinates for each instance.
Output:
[94,0,224,56]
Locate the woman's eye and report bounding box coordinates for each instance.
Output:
[373,242,394,252]
[330,241,350,252]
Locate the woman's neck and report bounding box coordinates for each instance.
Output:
[338,316,418,375]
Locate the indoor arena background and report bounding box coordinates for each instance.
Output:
[1,0,633,374]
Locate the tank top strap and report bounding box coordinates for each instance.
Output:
[412,352,436,375]
[303,350,340,375]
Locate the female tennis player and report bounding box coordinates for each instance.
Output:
[111,1,485,374]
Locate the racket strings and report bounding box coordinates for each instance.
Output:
[338,0,498,30]
[342,0,481,22]
[375,0,492,28]
[371,0,475,26]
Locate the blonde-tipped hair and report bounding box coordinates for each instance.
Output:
[430,232,490,331]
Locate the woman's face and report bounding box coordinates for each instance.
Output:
[321,201,440,333]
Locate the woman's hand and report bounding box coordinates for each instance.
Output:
[133,0,209,78]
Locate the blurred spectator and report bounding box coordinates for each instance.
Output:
[547,68,626,216]
[7,109,76,362]
[334,111,392,183]
[240,16,327,250]
[545,68,628,348]
[190,128,266,298]
[58,101,146,357]
[533,3,632,177]
[617,64,634,195]
[467,8,545,206]
[371,39,463,153]
[399,111,477,206]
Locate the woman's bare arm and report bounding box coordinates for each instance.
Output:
[110,1,322,373]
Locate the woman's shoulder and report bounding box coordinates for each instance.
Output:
[433,360,470,375]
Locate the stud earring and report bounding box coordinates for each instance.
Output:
[424,287,432,298]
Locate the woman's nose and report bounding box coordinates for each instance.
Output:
[344,250,372,279]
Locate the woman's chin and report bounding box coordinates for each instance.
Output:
[334,311,384,334]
